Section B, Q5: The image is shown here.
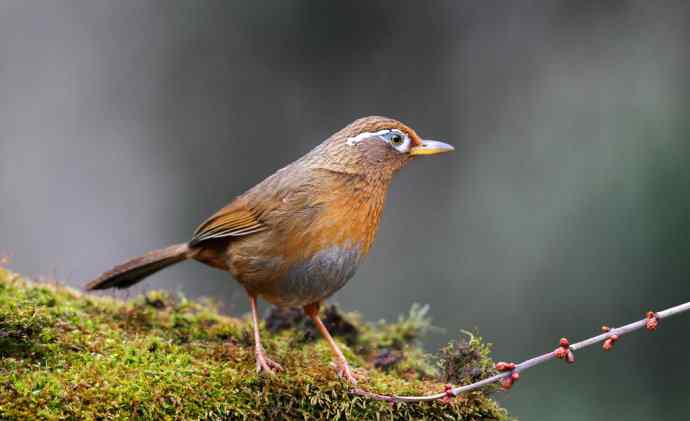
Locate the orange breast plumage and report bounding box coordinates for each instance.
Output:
[226,168,388,307]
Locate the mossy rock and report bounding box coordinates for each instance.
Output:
[0,266,510,420]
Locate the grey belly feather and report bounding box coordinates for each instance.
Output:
[276,245,361,307]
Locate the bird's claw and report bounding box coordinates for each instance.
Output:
[255,349,283,375]
[333,359,358,384]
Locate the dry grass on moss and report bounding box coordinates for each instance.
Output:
[0,266,510,420]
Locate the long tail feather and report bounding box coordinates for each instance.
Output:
[85,243,190,290]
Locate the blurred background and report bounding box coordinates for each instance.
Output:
[1,1,689,419]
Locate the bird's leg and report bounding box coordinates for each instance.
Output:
[303,302,358,384]
[249,294,283,374]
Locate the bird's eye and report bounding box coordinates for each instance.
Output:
[389,133,404,146]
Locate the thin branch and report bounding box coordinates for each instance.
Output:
[352,301,690,403]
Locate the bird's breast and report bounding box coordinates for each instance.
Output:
[269,243,362,307]
[229,172,389,307]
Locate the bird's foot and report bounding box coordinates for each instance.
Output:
[333,358,358,384]
[255,348,283,375]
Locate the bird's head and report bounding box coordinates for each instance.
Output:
[313,116,454,178]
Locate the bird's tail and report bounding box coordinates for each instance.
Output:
[85,243,191,290]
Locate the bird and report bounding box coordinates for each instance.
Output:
[85,116,454,383]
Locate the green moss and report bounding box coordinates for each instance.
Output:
[438,331,501,395]
[0,267,510,420]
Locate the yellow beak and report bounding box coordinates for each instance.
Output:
[409,140,455,156]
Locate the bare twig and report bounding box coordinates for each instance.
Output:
[352,301,690,403]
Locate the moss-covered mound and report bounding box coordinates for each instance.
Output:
[0,266,509,420]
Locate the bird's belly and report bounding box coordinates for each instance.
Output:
[245,244,361,308]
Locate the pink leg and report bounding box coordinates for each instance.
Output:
[249,294,283,374]
[304,303,358,384]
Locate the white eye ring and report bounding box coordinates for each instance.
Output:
[346,128,411,153]
[386,129,411,153]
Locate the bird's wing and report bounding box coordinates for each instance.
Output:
[190,198,268,246]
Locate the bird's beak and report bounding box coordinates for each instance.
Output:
[409,140,455,156]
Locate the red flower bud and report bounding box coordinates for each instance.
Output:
[440,383,455,403]
[603,334,619,351]
[554,347,567,359]
[495,362,516,372]
[645,311,659,331]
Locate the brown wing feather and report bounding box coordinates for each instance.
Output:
[190,198,267,246]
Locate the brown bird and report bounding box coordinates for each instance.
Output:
[86,116,453,383]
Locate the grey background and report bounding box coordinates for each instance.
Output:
[2,1,689,419]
